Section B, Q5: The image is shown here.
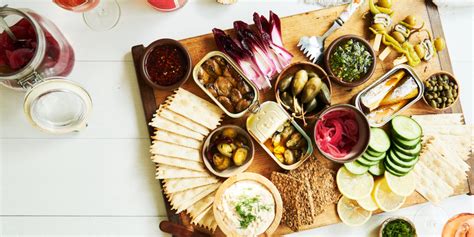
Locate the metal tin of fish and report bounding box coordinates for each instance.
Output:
[353,64,424,127]
[193,51,259,118]
[246,101,313,170]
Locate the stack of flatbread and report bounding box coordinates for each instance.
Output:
[270,158,340,231]
[411,113,473,203]
[150,88,224,232]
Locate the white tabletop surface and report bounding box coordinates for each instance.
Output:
[0,0,472,236]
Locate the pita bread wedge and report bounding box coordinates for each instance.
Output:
[169,183,220,213]
[187,191,216,219]
[412,113,464,125]
[196,206,217,232]
[150,116,204,141]
[164,177,218,194]
[413,162,453,203]
[151,141,201,162]
[153,155,205,172]
[167,88,223,130]
[191,205,211,225]
[153,130,202,150]
[156,165,209,179]
[157,108,210,136]
[420,146,465,188]
[422,125,473,137]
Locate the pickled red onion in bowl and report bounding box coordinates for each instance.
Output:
[314,104,370,163]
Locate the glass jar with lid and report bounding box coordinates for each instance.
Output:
[0,6,92,134]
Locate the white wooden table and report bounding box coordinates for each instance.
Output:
[0,1,472,236]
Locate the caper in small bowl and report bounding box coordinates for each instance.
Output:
[422,71,459,111]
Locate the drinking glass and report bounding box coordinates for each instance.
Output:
[53,0,121,31]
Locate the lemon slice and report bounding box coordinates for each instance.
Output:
[373,178,406,212]
[384,170,416,196]
[357,195,378,212]
[337,196,372,226]
[337,167,374,199]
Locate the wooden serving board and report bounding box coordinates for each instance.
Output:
[131,0,473,235]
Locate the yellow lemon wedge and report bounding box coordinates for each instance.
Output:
[337,167,374,200]
[384,170,416,197]
[337,196,373,226]
[357,195,378,212]
[373,178,406,212]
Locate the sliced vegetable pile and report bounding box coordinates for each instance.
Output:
[212,12,293,90]
[385,115,422,177]
[344,127,390,176]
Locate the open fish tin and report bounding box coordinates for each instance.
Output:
[193,51,259,118]
[353,64,424,127]
[246,101,313,170]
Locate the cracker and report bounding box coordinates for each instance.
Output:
[167,88,223,130]
[271,172,315,231]
[199,206,218,232]
[153,155,205,172]
[152,130,202,150]
[156,165,209,179]
[150,141,201,162]
[157,108,210,136]
[187,191,215,220]
[151,116,204,141]
[169,183,220,213]
[420,145,465,188]
[191,205,211,225]
[413,162,453,203]
[412,113,464,125]
[289,158,340,214]
[164,177,218,194]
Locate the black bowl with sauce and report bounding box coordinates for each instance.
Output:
[140,38,192,90]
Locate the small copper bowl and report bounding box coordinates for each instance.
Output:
[422,71,460,111]
[275,62,332,121]
[324,35,376,87]
[140,38,192,90]
[314,104,370,164]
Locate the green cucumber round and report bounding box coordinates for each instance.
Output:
[344,161,369,175]
[391,116,422,141]
[362,152,386,162]
[366,147,385,157]
[393,136,421,149]
[384,161,407,177]
[369,162,385,176]
[393,142,422,157]
[388,151,419,168]
[385,155,413,174]
[357,156,380,166]
[369,127,391,153]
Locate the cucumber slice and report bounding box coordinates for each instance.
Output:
[344,161,369,175]
[393,142,422,156]
[362,152,386,162]
[388,151,419,168]
[393,136,421,149]
[391,149,417,162]
[385,155,413,174]
[391,116,422,141]
[368,128,391,153]
[369,162,385,176]
[366,147,385,157]
[357,156,380,166]
[384,160,407,177]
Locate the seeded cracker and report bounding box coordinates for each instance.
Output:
[270,172,315,231]
[288,158,341,215]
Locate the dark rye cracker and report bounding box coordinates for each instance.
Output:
[270,172,315,231]
[289,158,341,215]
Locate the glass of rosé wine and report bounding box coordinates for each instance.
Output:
[53,0,120,31]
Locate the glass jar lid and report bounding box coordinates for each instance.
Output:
[23,77,92,134]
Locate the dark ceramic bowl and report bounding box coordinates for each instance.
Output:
[324,35,376,87]
[275,62,332,121]
[313,104,370,163]
[201,125,255,178]
[140,38,192,90]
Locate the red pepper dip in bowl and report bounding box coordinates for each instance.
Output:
[140,38,191,90]
[314,104,370,163]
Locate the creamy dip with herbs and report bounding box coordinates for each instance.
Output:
[219,180,275,236]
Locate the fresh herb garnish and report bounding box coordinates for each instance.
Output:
[234,195,271,229]
[330,39,373,82]
[382,219,416,237]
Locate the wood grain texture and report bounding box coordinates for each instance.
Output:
[132,0,471,235]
